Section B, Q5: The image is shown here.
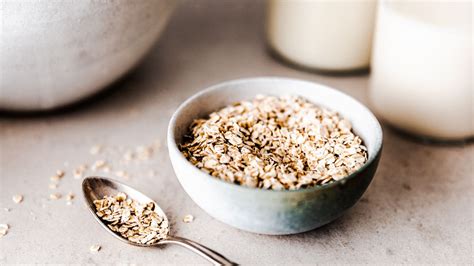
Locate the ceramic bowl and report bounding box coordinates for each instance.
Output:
[0,0,176,111]
[167,77,383,235]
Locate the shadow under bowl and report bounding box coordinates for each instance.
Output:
[167,77,383,235]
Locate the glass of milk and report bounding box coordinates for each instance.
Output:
[370,0,473,141]
[266,0,377,73]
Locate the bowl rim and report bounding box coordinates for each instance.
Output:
[167,76,383,194]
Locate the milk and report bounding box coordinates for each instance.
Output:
[266,0,377,72]
[370,0,473,140]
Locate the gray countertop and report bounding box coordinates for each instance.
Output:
[1,1,472,264]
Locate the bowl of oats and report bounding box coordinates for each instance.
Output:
[167,77,382,235]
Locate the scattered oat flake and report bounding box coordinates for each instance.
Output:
[93,160,107,170]
[0,227,7,237]
[73,170,83,179]
[50,193,62,200]
[56,170,65,178]
[4,208,10,212]
[73,164,88,179]
[183,215,194,223]
[12,195,23,204]
[49,183,58,189]
[0,224,9,230]
[66,193,75,201]
[90,244,101,253]
[50,175,61,181]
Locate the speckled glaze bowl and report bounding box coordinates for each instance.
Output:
[168,77,383,235]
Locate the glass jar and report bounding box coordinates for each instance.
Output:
[369,0,473,141]
[266,0,377,73]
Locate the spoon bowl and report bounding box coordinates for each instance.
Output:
[82,176,234,265]
[82,177,169,247]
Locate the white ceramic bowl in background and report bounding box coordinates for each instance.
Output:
[168,77,383,235]
[0,0,176,111]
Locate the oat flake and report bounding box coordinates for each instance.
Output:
[49,193,61,200]
[12,195,23,204]
[66,192,75,201]
[90,244,101,253]
[183,215,194,223]
[0,228,8,237]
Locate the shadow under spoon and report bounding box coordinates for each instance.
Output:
[82,176,235,265]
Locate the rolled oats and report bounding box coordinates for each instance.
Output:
[180,95,368,190]
[66,192,75,201]
[50,175,61,182]
[92,160,107,171]
[0,228,7,237]
[56,170,65,178]
[0,224,9,238]
[49,193,62,200]
[12,195,23,204]
[73,164,87,179]
[183,214,194,223]
[93,193,169,245]
[89,244,101,253]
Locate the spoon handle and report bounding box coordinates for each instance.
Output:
[161,235,235,265]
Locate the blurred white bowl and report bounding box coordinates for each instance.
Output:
[0,0,176,111]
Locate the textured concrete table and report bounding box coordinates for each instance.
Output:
[1,1,472,264]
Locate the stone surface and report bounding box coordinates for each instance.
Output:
[0,1,472,264]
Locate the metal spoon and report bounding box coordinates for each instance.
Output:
[82,176,235,265]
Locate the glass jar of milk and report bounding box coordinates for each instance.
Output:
[370,1,473,141]
[266,0,377,73]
